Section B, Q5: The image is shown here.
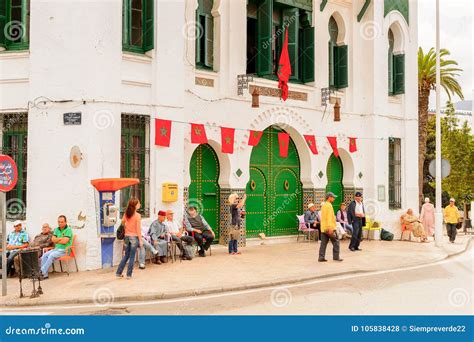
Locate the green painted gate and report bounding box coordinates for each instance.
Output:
[189,144,220,240]
[325,153,344,213]
[246,126,302,237]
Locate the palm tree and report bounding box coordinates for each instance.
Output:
[418,47,463,204]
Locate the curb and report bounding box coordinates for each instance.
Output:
[3,236,471,308]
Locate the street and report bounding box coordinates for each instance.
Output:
[2,243,472,316]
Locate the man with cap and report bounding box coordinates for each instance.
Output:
[165,209,194,260]
[148,211,169,263]
[304,203,321,238]
[184,206,215,257]
[318,192,343,262]
[0,220,29,277]
[347,192,366,251]
[444,198,460,243]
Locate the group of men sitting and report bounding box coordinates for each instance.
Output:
[138,206,215,268]
[0,215,73,279]
[304,202,354,239]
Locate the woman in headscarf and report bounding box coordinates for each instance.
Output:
[420,197,435,237]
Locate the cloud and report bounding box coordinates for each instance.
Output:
[418,0,473,106]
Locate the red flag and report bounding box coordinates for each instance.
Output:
[349,137,357,153]
[221,127,235,154]
[191,123,207,144]
[303,135,318,155]
[248,130,263,146]
[277,27,291,101]
[327,136,339,157]
[155,119,172,147]
[278,132,290,158]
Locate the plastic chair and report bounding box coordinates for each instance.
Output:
[191,231,212,256]
[44,235,78,276]
[296,215,318,242]
[362,217,382,241]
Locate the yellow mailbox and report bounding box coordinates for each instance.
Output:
[162,183,178,202]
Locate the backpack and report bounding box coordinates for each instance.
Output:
[380,229,394,241]
[183,244,195,259]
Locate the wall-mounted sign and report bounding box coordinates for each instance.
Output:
[377,185,385,202]
[0,155,18,192]
[63,112,82,125]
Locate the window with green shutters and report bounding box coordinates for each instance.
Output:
[328,16,348,89]
[388,138,401,209]
[122,0,154,53]
[0,0,30,51]
[0,113,28,220]
[195,0,214,69]
[247,0,314,84]
[120,114,150,217]
[388,29,405,95]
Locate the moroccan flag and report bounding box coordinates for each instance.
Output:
[303,135,318,155]
[327,136,339,157]
[191,123,207,144]
[349,137,357,153]
[155,119,172,147]
[277,27,291,101]
[278,132,290,158]
[221,127,235,154]
[248,130,263,146]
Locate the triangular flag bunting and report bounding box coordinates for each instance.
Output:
[278,132,290,158]
[155,119,172,147]
[191,123,208,144]
[277,27,291,101]
[349,137,357,153]
[303,135,318,155]
[327,136,339,157]
[248,130,263,146]
[221,127,235,154]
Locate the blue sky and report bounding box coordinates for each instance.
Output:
[418,0,473,107]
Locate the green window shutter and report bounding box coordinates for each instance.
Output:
[393,53,405,94]
[328,41,335,87]
[388,51,394,95]
[257,0,273,76]
[282,8,299,81]
[195,13,203,65]
[335,44,348,89]
[122,0,129,47]
[302,26,314,83]
[143,0,154,52]
[0,0,7,48]
[204,14,213,68]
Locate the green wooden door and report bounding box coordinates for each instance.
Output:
[326,153,344,213]
[246,126,302,237]
[189,144,220,240]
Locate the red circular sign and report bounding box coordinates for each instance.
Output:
[0,155,18,192]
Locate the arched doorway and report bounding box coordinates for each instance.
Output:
[189,144,220,240]
[246,126,302,237]
[326,153,344,213]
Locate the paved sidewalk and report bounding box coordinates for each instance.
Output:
[0,235,471,307]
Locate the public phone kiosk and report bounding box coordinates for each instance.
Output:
[90,178,139,268]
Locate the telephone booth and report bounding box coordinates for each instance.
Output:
[90,178,139,268]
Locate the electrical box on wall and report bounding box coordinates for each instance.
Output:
[162,183,178,202]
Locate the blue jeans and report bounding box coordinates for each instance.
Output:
[40,249,66,277]
[138,239,157,265]
[116,236,139,277]
[343,223,353,234]
[228,239,238,253]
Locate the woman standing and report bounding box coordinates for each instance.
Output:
[228,193,246,255]
[116,198,143,279]
[420,197,435,237]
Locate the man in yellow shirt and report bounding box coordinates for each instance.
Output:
[444,198,460,243]
[318,192,343,262]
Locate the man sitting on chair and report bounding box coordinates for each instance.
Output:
[40,215,73,279]
[304,203,320,236]
[184,206,215,257]
[165,210,194,260]
[0,220,29,278]
[14,223,54,274]
[148,211,169,263]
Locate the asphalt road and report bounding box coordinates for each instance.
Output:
[2,244,472,315]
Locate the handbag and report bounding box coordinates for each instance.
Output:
[456,220,463,230]
[230,225,241,240]
[116,221,125,240]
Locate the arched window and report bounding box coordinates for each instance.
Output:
[328,15,348,89]
[196,0,214,69]
[387,26,405,95]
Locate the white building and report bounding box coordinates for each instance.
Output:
[0,0,418,270]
